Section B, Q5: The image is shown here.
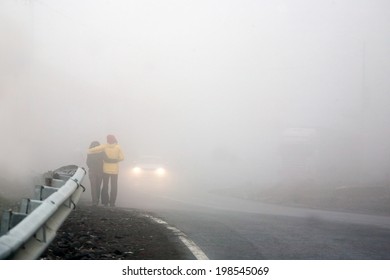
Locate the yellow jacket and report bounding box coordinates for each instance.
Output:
[88,144,124,174]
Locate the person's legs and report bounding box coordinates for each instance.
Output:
[109,174,118,207]
[96,172,103,205]
[89,172,98,206]
[101,173,110,206]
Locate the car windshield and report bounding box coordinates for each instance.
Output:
[136,156,163,165]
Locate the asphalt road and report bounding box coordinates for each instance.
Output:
[117,189,390,260]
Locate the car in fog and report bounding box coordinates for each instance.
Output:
[128,156,170,189]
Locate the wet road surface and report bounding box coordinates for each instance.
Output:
[117,189,390,259]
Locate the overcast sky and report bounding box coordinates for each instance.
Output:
[1,0,390,190]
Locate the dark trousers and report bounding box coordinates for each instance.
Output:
[101,173,118,206]
[89,170,103,206]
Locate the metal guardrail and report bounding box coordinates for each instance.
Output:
[0,165,86,260]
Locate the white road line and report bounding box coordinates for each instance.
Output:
[143,214,209,260]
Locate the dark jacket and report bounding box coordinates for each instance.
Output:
[86,152,104,173]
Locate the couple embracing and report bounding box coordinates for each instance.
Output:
[86,134,124,207]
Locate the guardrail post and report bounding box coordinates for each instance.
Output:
[51,179,66,188]
[20,198,43,214]
[34,185,59,201]
[0,211,10,236]
[0,210,27,236]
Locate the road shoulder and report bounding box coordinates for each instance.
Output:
[41,203,196,260]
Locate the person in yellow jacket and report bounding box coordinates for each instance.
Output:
[88,134,124,207]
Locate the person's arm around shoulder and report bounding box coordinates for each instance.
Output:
[88,144,105,154]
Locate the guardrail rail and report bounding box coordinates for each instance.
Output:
[0,165,86,260]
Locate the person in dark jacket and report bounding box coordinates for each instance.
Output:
[86,141,104,206]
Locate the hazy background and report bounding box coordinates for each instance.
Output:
[1,0,390,199]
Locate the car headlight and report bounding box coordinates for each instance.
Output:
[156,167,166,176]
[132,167,142,174]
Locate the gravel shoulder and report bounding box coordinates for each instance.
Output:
[40,203,196,260]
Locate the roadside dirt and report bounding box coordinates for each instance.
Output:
[40,203,195,260]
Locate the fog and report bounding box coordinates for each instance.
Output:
[1,0,390,200]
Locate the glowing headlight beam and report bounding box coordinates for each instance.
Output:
[132,167,142,174]
[156,167,166,176]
